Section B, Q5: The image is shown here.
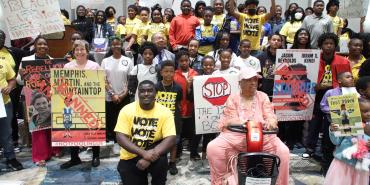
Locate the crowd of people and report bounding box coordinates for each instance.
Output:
[1,0,370,184]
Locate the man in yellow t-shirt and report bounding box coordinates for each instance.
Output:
[0,31,23,170]
[115,80,176,184]
[227,0,276,56]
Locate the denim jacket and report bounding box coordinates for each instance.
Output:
[329,130,358,167]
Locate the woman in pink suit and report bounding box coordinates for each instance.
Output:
[207,67,290,185]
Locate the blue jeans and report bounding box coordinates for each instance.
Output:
[0,102,16,159]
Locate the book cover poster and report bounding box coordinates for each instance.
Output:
[328,94,363,136]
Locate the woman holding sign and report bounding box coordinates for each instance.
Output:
[206,67,290,185]
[60,40,101,169]
[17,36,61,167]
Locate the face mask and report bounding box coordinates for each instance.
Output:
[248,8,256,15]
[295,12,303,20]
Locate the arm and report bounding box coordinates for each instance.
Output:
[125,34,136,51]
[2,78,16,95]
[264,0,276,21]
[261,93,278,130]
[169,19,177,50]
[320,90,331,114]
[360,16,366,33]
[153,136,176,156]
[116,133,159,161]
[225,0,240,21]
[195,26,209,45]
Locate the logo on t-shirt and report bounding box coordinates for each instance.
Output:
[321,65,332,86]
[243,18,260,37]
[131,116,159,148]
[156,91,177,114]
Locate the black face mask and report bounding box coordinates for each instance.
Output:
[248,8,256,15]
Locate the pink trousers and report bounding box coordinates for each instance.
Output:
[207,131,290,185]
[32,129,61,162]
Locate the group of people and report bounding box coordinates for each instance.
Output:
[1,0,370,184]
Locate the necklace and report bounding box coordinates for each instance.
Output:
[240,93,257,121]
[162,81,173,92]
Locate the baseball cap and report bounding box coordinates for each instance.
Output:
[239,67,262,81]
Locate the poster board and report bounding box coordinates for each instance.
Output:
[2,0,65,40]
[328,94,363,136]
[193,74,239,134]
[338,0,369,18]
[272,49,320,121]
[22,59,67,132]
[51,69,106,147]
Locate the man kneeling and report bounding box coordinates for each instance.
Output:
[115,80,176,185]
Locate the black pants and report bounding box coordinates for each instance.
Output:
[106,98,129,141]
[305,90,326,151]
[321,114,335,172]
[278,121,304,147]
[10,86,22,145]
[117,155,168,185]
[70,146,100,160]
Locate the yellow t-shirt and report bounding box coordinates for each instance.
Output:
[125,17,141,35]
[279,21,302,44]
[212,14,226,30]
[198,25,215,55]
[165,22,171,37]
[114,102,176,160]
[349,55,366,82]
[329,15,343,35]
[239,13,266,50]
[133,21,150,45]
[0,48,15,69]
[115,24,126,37]
[0,61,15,104]
[146,22,167,42]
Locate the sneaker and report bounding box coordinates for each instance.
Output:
[302,148,314,159]
[13,146,21,153]
[6,158,24,171]
[60,158,82,169]
[190,153,201,161]
[202,159,210,170]
[168,162,178,175]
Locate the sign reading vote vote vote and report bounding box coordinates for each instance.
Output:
[194,75,239,134]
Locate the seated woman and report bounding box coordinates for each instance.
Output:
[207,67,290,185]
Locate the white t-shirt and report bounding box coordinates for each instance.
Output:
[212,67,240,75]
[130,63,158,100]
[206,50,238,70]
[233,55,261,72]
[101,56,134,101]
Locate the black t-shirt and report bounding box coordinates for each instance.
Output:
[155,82,183,126]
[257,47,276,98]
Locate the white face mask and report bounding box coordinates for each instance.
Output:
[295,12,303,20]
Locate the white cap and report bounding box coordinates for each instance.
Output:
[239,67,262,81]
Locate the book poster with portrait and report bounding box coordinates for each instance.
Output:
[22,59,67,132]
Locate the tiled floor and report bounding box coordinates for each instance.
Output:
[0,144,324,185]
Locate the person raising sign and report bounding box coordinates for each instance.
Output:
[226,0,276,56]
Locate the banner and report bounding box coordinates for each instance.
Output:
[193,74,239,134]
[2,0,65,40]
[328,94,363,136]
[272,49,320,121]
[338,0,369,18]
[22,59,67,132]
[51,69,106,147]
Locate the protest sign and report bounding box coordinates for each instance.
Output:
[272,49,320,121]
[328,94,363,136]
[338,0,369,18]
[2,0,65,40]
[22,59,67,132]
[193,74,239,134]
[51,69,106,147]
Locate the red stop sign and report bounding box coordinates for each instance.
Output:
[202,77,231,106]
